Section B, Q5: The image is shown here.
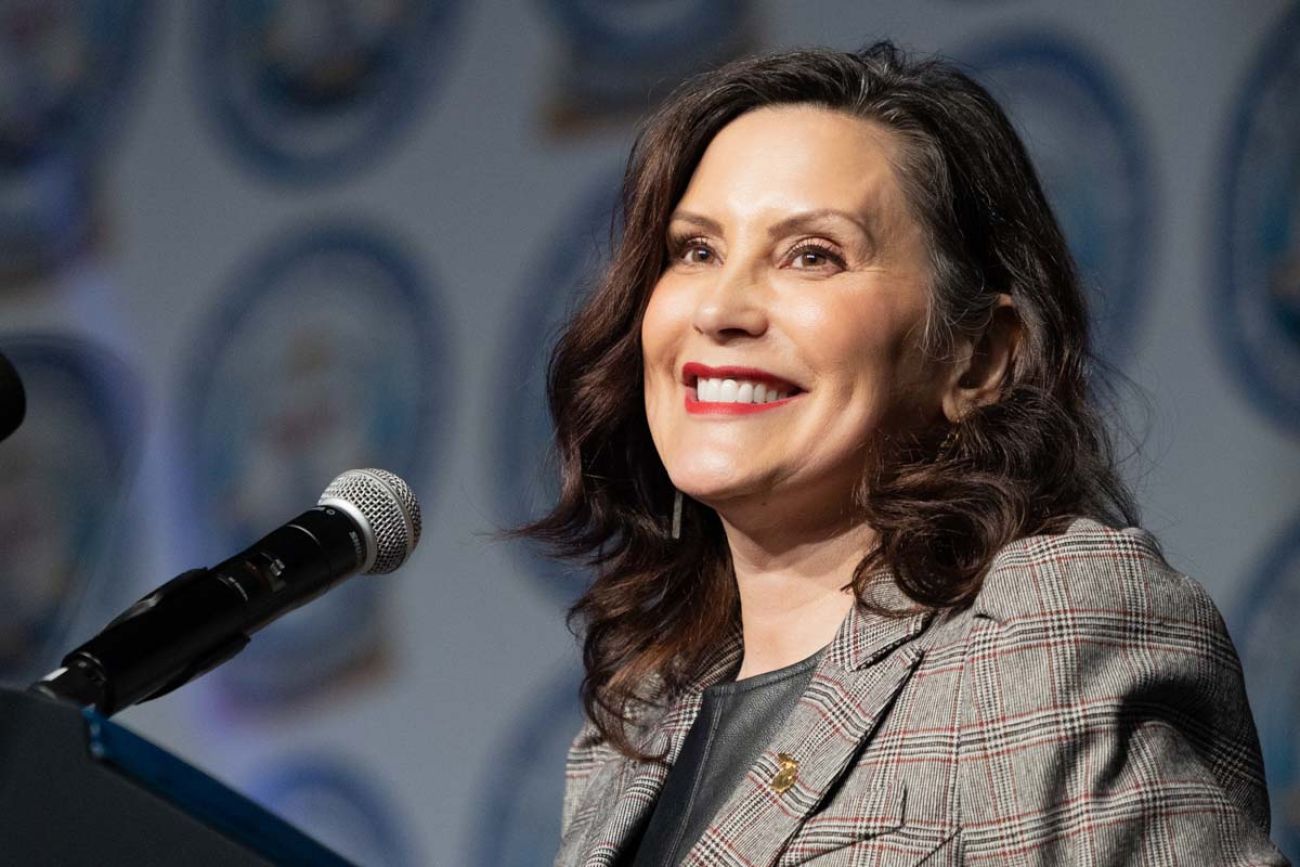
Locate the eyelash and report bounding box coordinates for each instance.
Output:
[667,235,847,270]
[787,241,846,270]
[669,235,715,264]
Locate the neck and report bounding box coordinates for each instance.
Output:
[719,507,873,680]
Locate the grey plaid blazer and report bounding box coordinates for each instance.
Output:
[556,520,1288,865]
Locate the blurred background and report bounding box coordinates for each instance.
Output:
[0,0,1297,863]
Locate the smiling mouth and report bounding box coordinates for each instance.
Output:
[681,363,803,415]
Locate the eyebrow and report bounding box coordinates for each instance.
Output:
[667,211,723,234]
[667,208,876,244]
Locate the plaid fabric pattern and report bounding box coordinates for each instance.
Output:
[556,520,1288,866]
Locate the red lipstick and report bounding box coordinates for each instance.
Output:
[681,362,801,415]
[680,363,799,390]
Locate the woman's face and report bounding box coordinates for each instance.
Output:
[641,105,947,525]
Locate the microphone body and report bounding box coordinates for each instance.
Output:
[32,468,419,715]
[47,507,363,714]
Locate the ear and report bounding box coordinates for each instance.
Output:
[941,294,1021,423]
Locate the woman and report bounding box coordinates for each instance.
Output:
[526,43,1286,865]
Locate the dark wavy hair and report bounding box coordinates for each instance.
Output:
[522,42,1139,758]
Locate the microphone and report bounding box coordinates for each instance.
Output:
[31,468,421,716]
[0,348,26,443]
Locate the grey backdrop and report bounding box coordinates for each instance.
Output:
[0,1,1297,864]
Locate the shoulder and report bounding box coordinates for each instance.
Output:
[957,516,1248,711]
[970,518,1230,651]
[953,523,1279,858]
[566,717,619,778]
[962,518,1246,706]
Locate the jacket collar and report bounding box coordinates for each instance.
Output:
[575,584,933,866]
[825,577,931,671]
[676,572,929,687]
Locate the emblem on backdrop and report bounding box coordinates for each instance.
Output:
[1217,4,1300,433]
[474,668,584,867]
[540,0,756,133]
[246,756,418,867]
[1233,513,1300,859]
[179,222,445,709]
[197,0,460,184]
[0,1,153,286]
[962,34,1151,363]
[495,175,619,602]
[0,334,141,684]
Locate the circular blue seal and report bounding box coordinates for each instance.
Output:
[1217,5,1300,433]
[246,756,418,867]
[0,334,142,683]
[178,222,447,707]
[0,0,153,163]
[1233,512,1300,858]
[197,0,461,185]
[961,33,1152,363]
[473,667,585,867]
[543,0,741,62]
[0,0,154,282]
[0,153,93,285]
[494,175,620,603]
[540,0,751,122]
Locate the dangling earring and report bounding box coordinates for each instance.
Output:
[671,489,683,540]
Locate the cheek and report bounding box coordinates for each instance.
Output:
[640,291,670,364]
[641,277,691,351]
[791,300,904,374]
[641,281,692,378]
[795,294,933,406]
[640,286,679,420]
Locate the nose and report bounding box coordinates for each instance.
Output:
[691,262,769,340]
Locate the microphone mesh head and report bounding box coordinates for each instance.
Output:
[318,469,421,574]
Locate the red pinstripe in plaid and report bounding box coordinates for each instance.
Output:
[556,520,1288,866]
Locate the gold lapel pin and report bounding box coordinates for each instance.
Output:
[771,753,798,794]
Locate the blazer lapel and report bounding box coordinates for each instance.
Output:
[682,601,933,867]
[575,629,744,866]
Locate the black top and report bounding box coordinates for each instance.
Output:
[628,648,822,866]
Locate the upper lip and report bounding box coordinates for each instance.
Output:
[680,362,803,392]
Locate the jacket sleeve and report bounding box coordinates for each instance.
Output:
[957,526,1288,865]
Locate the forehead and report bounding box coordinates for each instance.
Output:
[676,104,913,226]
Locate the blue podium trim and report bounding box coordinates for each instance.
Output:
[83,709,353,867]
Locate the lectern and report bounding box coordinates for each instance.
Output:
[0,687,352,866]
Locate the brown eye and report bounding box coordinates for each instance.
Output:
[672,236,717,265]
[788,241,846,271]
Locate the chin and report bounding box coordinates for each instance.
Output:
[666,463,765,507]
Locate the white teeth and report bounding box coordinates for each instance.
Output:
[694,377,788,404]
